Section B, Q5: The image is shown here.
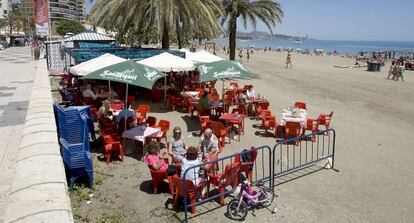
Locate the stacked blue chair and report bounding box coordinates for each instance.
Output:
[53,104,94,188]
[71,106,96,141]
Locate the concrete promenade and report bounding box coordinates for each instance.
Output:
[0,47,73,223]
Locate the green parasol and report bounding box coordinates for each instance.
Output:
[196,60,253,82]
[80,60,165,90]
[80,60,166,150]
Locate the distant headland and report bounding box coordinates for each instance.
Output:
[235,31,309,41]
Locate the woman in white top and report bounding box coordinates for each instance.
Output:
[180,146,202,186]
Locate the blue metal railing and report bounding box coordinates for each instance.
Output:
[178,129,336,222]
[181,145,272,222]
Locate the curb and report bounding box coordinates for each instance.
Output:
[4,59,74,223]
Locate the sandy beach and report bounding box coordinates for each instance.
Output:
[68,50,414,223]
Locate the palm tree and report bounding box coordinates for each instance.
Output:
[222,0,283,60]
[89,0,223,49]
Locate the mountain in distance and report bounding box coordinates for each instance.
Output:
[235,31,309,41]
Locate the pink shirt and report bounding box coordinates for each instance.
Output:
[145,154,168,171]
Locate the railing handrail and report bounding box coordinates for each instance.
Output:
[179,129,336,223]
[181,145,272,222]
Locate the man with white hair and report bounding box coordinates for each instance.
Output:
[198,128,219,160]
[82,84,97,100]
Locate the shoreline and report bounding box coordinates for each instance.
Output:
[207,38,414,57]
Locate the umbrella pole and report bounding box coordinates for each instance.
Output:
[108,80,111,101]
[123,84,129,156]
[162,75,167,109]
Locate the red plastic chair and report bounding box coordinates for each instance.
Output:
[172,175,204,214]
[199,115,210,133]
[285,121,302,145]
[208,121,230,147]
[255,101,270,120]
[235,148,258,183]
[144,156,173,194]
[263,116,278,134]
[294,101,307,110]
[232,103,248,116]
[303,118,318,141]
[229,112,244,141]
[155,119,170,144]
[207,162,240,205]
[101,132,124,164]
[260,110,272,127]
[135,104,150,123]
[317,111,334,131]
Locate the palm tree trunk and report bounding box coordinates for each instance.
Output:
[176,18,182,49]
[228,14,237,60]
[162,20,170,49]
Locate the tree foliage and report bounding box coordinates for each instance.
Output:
[222,0,283,60]
[90,0,223,49]
[56,19,85,36]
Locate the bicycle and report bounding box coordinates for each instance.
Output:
[226,180,275,220]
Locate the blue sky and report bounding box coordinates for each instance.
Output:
[86,0,414,41]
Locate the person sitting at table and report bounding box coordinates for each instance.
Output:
[181,146,203,186]
[246,85,256,99]
[97,88,109,99]
[198,128,219,161]
[238,91,249,105]
[115,104,136,124]
[97,100,113,120]
[109,86,119,99]
[145,141,177,176]
[82,84,97,100]
[168,127,187,163]
[198,90,213,115]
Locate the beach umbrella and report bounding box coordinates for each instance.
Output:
[80,60,165,90]
[186,50,224,63]
[196,60,253,82]
[138,52,195,107]
[70,53,126,76]
[196,60,254,97]
[71,53,127,100]
[137,52,195,72]
[80,60,165,149]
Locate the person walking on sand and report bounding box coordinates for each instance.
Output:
[239,49,243,60]
[246,50,250,62]
[395,62,405,81]
[387,60,396,80]
[286,52,292,68]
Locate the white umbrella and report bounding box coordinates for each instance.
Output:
[137,52,195,72]
[137,52,196,108]
[71,53,127,101]
[186,50,224,63]
[70,53,126,76]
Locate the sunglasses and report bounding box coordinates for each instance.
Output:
[174,132,181,135]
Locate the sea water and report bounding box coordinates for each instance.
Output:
[212,38,414,56]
